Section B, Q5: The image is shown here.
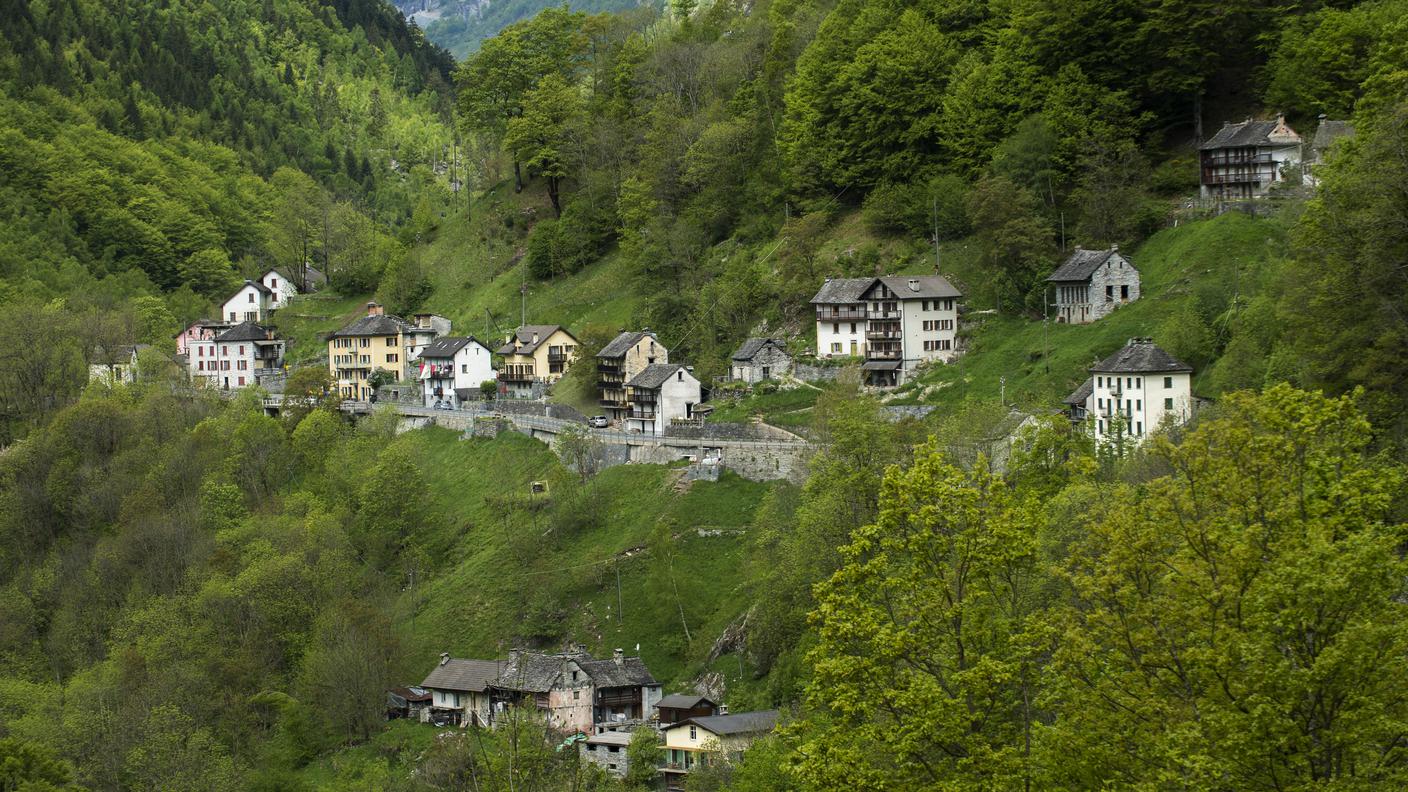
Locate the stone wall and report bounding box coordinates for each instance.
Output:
[793,362,843,382]
[666,421,789,442]
[484,400,588,422]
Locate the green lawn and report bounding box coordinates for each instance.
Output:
[902,211,1290,410]
[709,386,823,426]
[269,292,372,365]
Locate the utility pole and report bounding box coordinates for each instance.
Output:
[1043,286,1050,374]
[519,278,527,330]
[931,195,942,273]
[1000,375,1006,407]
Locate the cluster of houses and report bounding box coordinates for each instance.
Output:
[401,648,776,789]
[1199,113,1353,200]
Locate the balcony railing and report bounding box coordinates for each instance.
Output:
[598,380,625,391]
[869,309,901,320]
[600,398,626,408]
[867,349,902,361]
[1201,152,1274,165]
[866,329,901,340]
[597,362,624,374]
[1200,172,1273,185]
[547,351,569,363]
[815,307,867,322]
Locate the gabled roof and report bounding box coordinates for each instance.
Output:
[328,313,411,339]
[627,363,691,390]
[810,278,873,304]
[731,338,787,362]
[497,325,573,356]
[674,710,779,737]
[1091,339,1192,374]
[598,330,659,359]
[1311,119,1354,154]
[422,658,502,692]
[215,321,277,343]
[1046,248,1132,282]
[230,278,272,297]
[421,336,488,359]
[493,651,575,693]
[656,694,716,710]
[578,656,658,689]
[1200,117,1301,150]
[874,275,962,300]
[1064,377,1094,406]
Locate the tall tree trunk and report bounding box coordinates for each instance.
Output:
[1193,91,1203,144]
[548,177,561,217]
[514,160,523,193]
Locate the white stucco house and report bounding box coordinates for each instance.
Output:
[1065,338,1196,447]
[418,336,495,408]
[661,710,779,791]
[220,280,274,323]
[189,321,285,390]
[810,275,963,387]
[625,363,701,435]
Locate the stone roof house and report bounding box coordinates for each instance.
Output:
[1199,114,1303,199]
[729,338,792,384]
[1067,338,1197,447]
[1046,246,1140,324]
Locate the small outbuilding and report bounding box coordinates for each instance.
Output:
[729,338,792,384]
[1046,246,1140,325]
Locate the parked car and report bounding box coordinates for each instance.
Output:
[587,415,609,428]
[433,401,454,411]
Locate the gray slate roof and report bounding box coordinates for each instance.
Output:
[1092,339,1193,374]
[422,658,502,692]
[627,363,688,390]
[731,338,786,361]
[215,321,277,343]
[598,330,657,359]
[810,278,873,304]
[497,325,570,355]
[678,710,779,737]
[328,313,411,339]
[492,650,657,693]
[235,278,272,296]
[656,694,715,710]
[1200,119,1301,150]
[421,336,483,359]
[1311,119,1354,154]
[874,275,962,299]
[1046,248,1129,282]
[1064,377,1094,405]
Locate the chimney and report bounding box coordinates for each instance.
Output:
[531,331,539,345]
[440,652,450,666]
[1318,113,1327,121]
[907,278,920,292]
[1110,244,1118,252]
[613,648,624,666]
[718,703,729,715]
[367,302,383,317]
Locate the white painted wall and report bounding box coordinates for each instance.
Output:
[421,342,495,407]
[220,283,270,323]
[815,313,866,357]
[261,270,298,309]
[1087,371,1192,445]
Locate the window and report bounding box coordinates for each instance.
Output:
[587,745,596,753]
[247,292,254,303]
[830,342,841,353]
[832,322,839,333]
[273,292,279,302]
[461,364,468,373]
[1126,377,1132,388]
[1164,376,1173,388]
[360,338,370,348]
[228,311,236,321]
[1098,420,1104,433]
[1164,398,1174,410]
[690,726,697,740]
[1097,398,1103,408]
[387,354,399,363]
[237,376,245,386]
[1136,421,1143,434]
[238,361,248,371]
[1097,376,1103,387]
[1136,399,1141,410]
[386,337,396,346]
[239,345,245,355]
[849,322,857,333]
[1121,285,1130,299]
[608,746,619,754]
[1106,285,1114,300]
[573,690,580,700]
[1136,377,1142,388]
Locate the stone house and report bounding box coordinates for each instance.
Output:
[1199,114,1303,200]
[580,731,633,777]
[487,648,662,734]
[655,694,717,727]
[729,338,791,384]
[596,330,668,423]
[418,336,495,409]
[88,344,147,385]
[404,313,453,370]
[1066,338,1195,446]
[420,655,501,727]
[661,710,778,792]
[260,266,325,309]
[496,324,579,399]
[1046,246,1140,324]
[624,364,701,436]
[1304,116,1354,187]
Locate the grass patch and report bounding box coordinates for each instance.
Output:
[709,386,822,424]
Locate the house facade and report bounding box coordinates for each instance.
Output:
[404,313,454,370]
[326,302,412,401]
[729,338,791,384]
[496,325,579,399]
[580,731,633,778]
[1067,338,1195,446]
[625,364,701,436]
[175,319,232,357]
[596,330,668,423]
[418,336,495,408]
[1305,115,1354,187]
[810,278,872,359]
[661,710,779,791]
[89,344,147,385]
[487,648,661,734]
[1199,114,1303,200]
[220,280,274,323]
[1046,246,1140,324]
[421,655,501,727]
[655,695,717,727]
[190,321,285,389]
[811,276,962,386]
[259,269,297,309]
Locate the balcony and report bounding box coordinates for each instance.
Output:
[600,398,626,408]
[597,362,624,375]
[629,410,657,420]
[815,306,867,322]
[498,366,535,383]
[1200,172,1273,185]
[598,379,625,391]
[866,329,901,340]
[1201,152,1274,166]
[867,349,902,361]
[547,351,569,363]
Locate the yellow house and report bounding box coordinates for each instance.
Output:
[496,324,579,398]
[327,302,410,401]
[661,710,778,791]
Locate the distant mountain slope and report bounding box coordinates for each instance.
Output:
[394,0,655,57]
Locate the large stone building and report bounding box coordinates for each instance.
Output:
[728,338,792,384]
[596,330,668,423]
[1065,338,1195,446]
[1199,114,1303,200]
[1046,246,1140,324]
